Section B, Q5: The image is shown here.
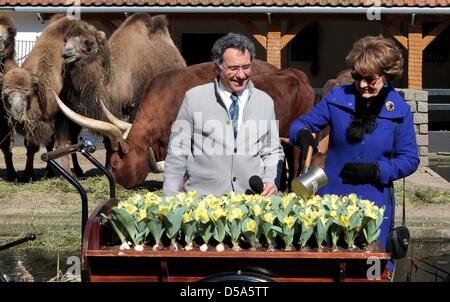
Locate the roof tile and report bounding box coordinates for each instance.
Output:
[0,0,449,7]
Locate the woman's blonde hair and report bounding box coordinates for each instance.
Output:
[346,35,404,81]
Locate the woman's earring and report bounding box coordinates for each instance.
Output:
[383,82,388,88]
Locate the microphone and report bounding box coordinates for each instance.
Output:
[248,175,264,194]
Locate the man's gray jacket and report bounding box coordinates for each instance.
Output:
[163,79,285,196]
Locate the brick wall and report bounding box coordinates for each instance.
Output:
[396,89,428,167]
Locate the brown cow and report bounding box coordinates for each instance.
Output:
[56,61,314,189]
[2,16,81,182]
[0,15,18,180]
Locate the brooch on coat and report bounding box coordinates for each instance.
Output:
[386,101,394,112]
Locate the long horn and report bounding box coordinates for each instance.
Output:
[53,91,123,151]
[279,137,290,144]
[148,147,165,173]
[99,99,132,139]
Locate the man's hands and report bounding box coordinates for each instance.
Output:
[296,128,318,160]
[339,163,380,184]
[261,182,277,196]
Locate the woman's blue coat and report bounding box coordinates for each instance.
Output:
[289,84,420,250]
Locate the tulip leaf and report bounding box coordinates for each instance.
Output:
[182,220,197,244]
[111,208,139,245]
[148,218,164,244]
[213,217,226,243]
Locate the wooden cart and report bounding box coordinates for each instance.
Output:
[42,142,390,283]
[82,199,390,282]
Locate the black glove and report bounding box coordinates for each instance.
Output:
[296,128,318,160]
[339,163,380,185]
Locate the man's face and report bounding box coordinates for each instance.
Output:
[218,48,252,93]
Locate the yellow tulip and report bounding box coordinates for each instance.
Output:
[245,219,257,232]
[306,198,318,208]
[212,207,226,222]
[300,214,314,229]
[364,206,378,220]
[227,207,244,221]
[136,208,147,221]
[283,216,296,229]
[262,212,275,224]
[281,194,293,208]
[330,194,340,203]
[124,204,138,215]
[230,193,245,206]
[166,196,175,204]
[129,194,142,205]
[251,204,262,216]
[185,199,193,209]
[312,195,322,203]
[187,191,198,200]
[310,210,320,221]
[329,199,338,210]
[195,207,210,223]
[319,214,328,226]
[339,214,350,229]
[329,210,339,220]
[158,204,170,217]
[348,193,358,204]
[176,192,186,203]
[183,211,193,223]
[346,205,358,217]
[117,201,128,209]
[144,192,161,207]
[206,196,221,209]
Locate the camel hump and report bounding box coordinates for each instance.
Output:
[149,15,169,34]
[48,13,66,23]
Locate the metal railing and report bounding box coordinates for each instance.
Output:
[314,88,450,111]
[15,40,36,66]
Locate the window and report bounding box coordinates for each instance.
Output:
[181,33,225,66]
[289,22,319,76]
[423,22,450,63]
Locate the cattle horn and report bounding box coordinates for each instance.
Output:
[53,91,123,151]
[279,137,290,144]
[99,99,132,139]
[148,147,165,173]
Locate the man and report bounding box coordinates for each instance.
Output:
[163,33,284,196]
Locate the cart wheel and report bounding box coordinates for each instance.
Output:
[199,271,274,282]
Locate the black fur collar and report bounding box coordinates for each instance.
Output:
[347,84,389,142]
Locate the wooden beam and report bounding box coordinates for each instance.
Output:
[280,22,308,49]
[240,21,267,49]
[422,22,449,49]
[408,22,423,89]
[267,20,282,69]
[383,22,408,49]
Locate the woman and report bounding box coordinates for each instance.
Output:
[289,36,419,273]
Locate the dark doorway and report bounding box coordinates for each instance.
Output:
[181,33,225,66]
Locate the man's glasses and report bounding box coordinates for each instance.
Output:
[220,63,252,74]
[351,71,382,85]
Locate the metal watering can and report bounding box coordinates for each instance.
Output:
[291,141,328,200]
